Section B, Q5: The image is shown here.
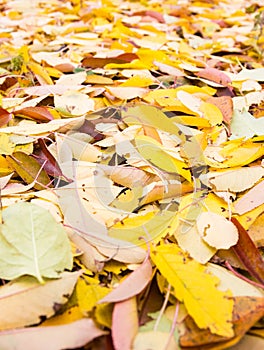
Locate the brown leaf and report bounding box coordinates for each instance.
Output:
[81,53,138,69]
[13,107,54,122]
[76,119,105,141]
[196,68,231,87]
[231,217,264,285]
[6,152,51,190]
[180,296,264,349]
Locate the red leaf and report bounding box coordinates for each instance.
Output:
[231,217,264,285]
[0,107,12,127]
[36,139,64,178]
[13,107,54,122]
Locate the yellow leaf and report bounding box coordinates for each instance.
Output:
[0,155,13,176]
[41,306,83,326]
[120,75,154,87]
[95,303,113,328]
[151,243,234,337]
[200,102,223,126]
[76,277,111,315]
[105,60,150,70]
[122,105,183,141]
[85,74,113,85]
[109,210,178,247]
[134,135,192,181]
[0,134,16,155]
[27,62,54,85]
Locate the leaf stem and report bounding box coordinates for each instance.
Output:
[154,283,171,332]
[224,260,264,290]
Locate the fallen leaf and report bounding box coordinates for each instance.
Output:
[13,106,54,122]
[106,86,148,100]
[99,259,152,303]
[54,91,95,116]
[112,297,138,350]
[196,212,238,249]
[196,67,231,87]
[180,296,264,349]
[0,318,106,350]
[0,271,80,330]
[151,243,234,337]
[200,166,264,193]
[133,331,177,350]
[230,109,264,139]
[234,180,264,214]
[231,217,264,285]
[0,107,12,127]
[6,151,51,190]
[81,53,138,68]
[0,202,73,282]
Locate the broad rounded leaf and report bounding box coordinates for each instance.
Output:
[196,212,238,249]
[0,202,73,282]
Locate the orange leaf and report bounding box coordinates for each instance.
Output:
[13,107,54,122]
[81,53,138,69]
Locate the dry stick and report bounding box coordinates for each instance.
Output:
[224,260,264,290]
[164,300,180,350]
[154,284,172,332]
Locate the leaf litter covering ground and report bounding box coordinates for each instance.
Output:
[0,0,264,348]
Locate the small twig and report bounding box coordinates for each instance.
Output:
[154,283,171,332]
[164,300,180,350]
[224,260,264,290]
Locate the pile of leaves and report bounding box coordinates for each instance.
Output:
[0,0,264,349]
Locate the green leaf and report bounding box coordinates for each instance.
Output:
[0,202,73,283]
